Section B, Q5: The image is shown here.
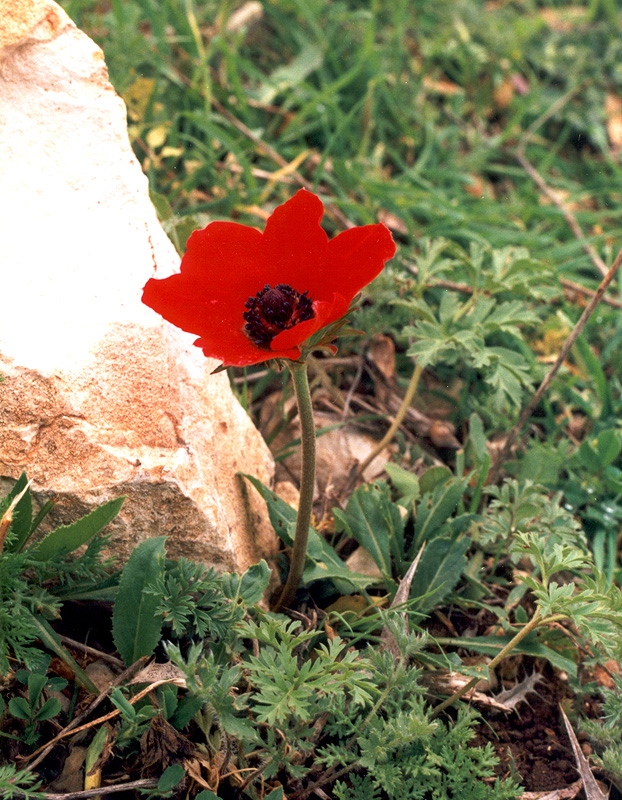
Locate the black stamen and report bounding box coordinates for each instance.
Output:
[243,283,314,348]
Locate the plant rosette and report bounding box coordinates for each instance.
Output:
[142,189,396,368]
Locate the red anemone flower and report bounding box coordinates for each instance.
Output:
[142,189,396,367]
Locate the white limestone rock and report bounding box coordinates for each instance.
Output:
[0,0,277,572]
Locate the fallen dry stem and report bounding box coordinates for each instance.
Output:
[21,778,157,800]
[357,362,424,476]
[516,149,608,278]
[560,277,622,310]
[515,83,607,279]
[24,658,151,770]
[489,245,622,484]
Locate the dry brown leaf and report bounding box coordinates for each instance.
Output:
[422,75,464,96]
[520,779,583,799]
[560,706,609,800]
[378,209,408,235]
[380,545,425,657]
[539,7,588,32]
[344,546,384,579]
[225,0,263,33]
[128,660,187,688]
[48,746,87,793]
[428,419,461,450]
[604,93,622,150]
[422,670,544,712]
[494,78,514,109]
[592,660,621,690]
[369,334,397,383]
[493,671,545,711]
[465,174,488,198]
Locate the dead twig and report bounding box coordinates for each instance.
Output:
[516,84,608,278]
[16,779,158,800]
[24,658,150,770]
[58,636,124,669]
[560,277,622,310]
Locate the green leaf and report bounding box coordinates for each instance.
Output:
[242,475,372,592]
[27,673,47,708]
[112,537,166,665]
[410,537,469,612]
[85,726,109,774]
[576,439,602,474]
[335,483,403,586]
[573,335,612,419]
[34,697,62,722]
[384,462,420,507]
[259,42,324,104]
[418,466,452,495]
[30,497,125,561]
[8,697,32,720]
[596,430,622,469]
[221,559,271,606]
[157,764,186,793]
[413,475,469,551]
[468,413,488,466]
[3,472,32,553]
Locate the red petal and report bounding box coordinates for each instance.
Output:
[261,189,329,290]
[270,296,347,351]
[195,335,301,367]
[180,221,266,296]
[315,223,395,303]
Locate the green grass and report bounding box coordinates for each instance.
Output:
[60,0,622,273]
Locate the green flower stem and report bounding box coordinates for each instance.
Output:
[431,608,567,718]
[274,361,316,611]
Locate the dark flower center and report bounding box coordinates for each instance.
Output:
[243,284,314,348]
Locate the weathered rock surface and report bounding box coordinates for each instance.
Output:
[0,0,276,571]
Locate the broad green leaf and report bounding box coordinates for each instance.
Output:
[8,697,31,720]
[34,697,62,722]
[576,439,602,474]
[384,462,420,507]
[410,537,469,612]
[221,559,271,606]
[112,537,166,665]
[242,475,372,592]
[85,726,109,775]
[596,430,622,469]
[468,413,487,466]
[334,483,403,586]
[413,475,469,552]
[259,43,324,104]
[157,764,186,793]
[418,466,452,495]
[30,497,125,561]
[573,335,612,419]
